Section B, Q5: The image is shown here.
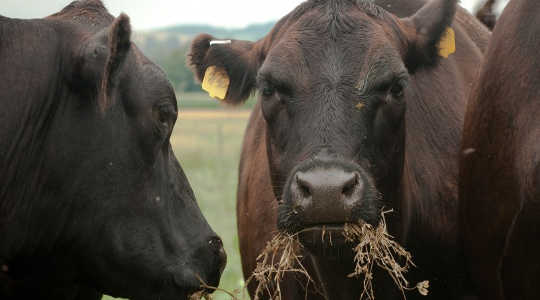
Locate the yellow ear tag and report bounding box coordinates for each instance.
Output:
[202,66,230,100]
[356,102,365,110]
[438,27,456,58]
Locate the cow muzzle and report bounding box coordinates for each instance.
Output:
[171,235,226,296]
[279,159,381,242]
[291,167,362,225]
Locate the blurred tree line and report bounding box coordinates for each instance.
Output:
[156,45,201,92]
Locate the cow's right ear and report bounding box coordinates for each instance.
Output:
[188,34,259,104]
[400,0,457,72]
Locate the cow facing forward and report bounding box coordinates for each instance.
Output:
[0,1,225,299]
[190,0,489,299]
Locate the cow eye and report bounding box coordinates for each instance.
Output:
[262,86,275,97]
[155,103,176,127]
[390,83,404,98]
[387,77,408,100]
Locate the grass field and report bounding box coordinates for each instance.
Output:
[178,92,256,110]
[103,107,252,300]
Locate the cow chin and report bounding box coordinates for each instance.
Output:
[87,215,226,300]
[276,158,382,255]
[95,251,225,300]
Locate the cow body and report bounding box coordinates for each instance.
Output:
[460,0,540,299]
[189,0,488,299]
[0,1,225,299]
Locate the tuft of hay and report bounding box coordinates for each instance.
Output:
[191,210,428,300]
[343,210,429,300]
[250,232,317,300]
[189,233,314,300]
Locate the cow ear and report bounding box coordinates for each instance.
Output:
[100,13,131,111]
[188,34,259,104]
[401,0,457,72]
[75,13,131,112]
[475,0,496,30]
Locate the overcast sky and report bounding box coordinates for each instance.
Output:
[2,0,504,31]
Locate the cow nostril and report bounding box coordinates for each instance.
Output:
[296,174,312,198]
[207,236,227,276]
[208,236,223,253]
[342,172,359,197]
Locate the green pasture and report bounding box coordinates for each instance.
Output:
[103,98,253,299]
[178,92,256,109]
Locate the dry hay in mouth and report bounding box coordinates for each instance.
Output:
[190,210,428,300]
[250,210,429,300]
[343,210,429,300]
[189,234,315,300]
[250,233,318,300]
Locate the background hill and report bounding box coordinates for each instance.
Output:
[132,22,274,93]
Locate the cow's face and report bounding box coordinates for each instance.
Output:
[29,13,226,299]
[257,8,411,232]
[190,0,455,243]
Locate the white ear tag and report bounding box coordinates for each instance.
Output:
[209,40,232,46]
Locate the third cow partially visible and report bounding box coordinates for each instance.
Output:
[460,0,540,299]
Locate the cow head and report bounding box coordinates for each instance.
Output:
[0,1,225,299]
[190,0,456,244]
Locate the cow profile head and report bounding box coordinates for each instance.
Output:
[190,0,456,244]
[0,1,225,299]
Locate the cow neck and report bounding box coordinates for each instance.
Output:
[308,252,404,299]
[307,253,362,300]
[0,18,67,258]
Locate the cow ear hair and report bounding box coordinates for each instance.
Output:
[75,13,131,112]
[99,13,131,112]
[401,0,457,72]
[188,34,259,105]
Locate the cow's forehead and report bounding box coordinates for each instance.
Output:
[264,1,400,63]
[261,16,403,89]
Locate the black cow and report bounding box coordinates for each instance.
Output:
[189,0,489,299]
[0,1,225,299]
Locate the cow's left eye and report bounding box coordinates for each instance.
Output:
[389,78,408,99]
[390,83,404,98]
[262,86,275,97]
[155,103,176,130]
[159,108,170,124]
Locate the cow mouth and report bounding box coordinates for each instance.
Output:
[296,223,355,258]
[171,270,218,300]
